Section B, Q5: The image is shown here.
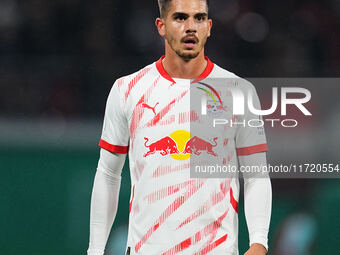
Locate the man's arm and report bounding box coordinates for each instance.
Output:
[239,152,272,255]
[87,148,127,255]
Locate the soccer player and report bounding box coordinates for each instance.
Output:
[87,0,272,254]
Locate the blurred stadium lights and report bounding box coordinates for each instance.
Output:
[273,213,318,254]
[210,0,239,24]
[289,10,319,41]
[0,0,19,29]
[331,0,340,14]
[235,12,269,43]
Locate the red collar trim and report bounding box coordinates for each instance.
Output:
[155,56,214,83]
[156,56,175,83]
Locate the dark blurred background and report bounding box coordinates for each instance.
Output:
[1,0,340,254]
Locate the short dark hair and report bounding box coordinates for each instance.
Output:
[157,0,209,18]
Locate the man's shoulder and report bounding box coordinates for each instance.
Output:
[210,63,239,79]
[113,62,156,86]
[210,63,256,91]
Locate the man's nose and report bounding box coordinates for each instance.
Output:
[185,18,197,33]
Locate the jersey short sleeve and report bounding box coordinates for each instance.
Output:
[235,83,268,156]
[99,80,130,154]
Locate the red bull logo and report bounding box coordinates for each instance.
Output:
[143,136,180,157]
[183,136,218,157]
[143,130,218,160]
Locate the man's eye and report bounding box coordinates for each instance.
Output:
[196,16,206,21]
[176,16,186,21]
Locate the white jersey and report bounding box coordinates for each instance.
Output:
[99,56,268,255]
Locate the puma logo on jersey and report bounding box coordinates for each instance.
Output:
[142,102,159,115]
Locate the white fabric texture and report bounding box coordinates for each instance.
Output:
[240,152,272,251]
[101,81,130,148]
[87,149,126,255]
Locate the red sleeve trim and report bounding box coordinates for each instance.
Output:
[236,143,268,156]
[99,139,129,154]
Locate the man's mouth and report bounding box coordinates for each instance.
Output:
[182,36,198,49]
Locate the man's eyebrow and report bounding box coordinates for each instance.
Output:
[194,13,208,18]
[172,12,189,18]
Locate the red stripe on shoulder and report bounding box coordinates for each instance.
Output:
[236,143,268,156]
[116,77,125,88]
[99,139,129,154]
[125,67,152,100]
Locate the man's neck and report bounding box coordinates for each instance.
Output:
[162,48,207,79]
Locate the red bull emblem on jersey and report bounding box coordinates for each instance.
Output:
[143,130,218,159]
[143,136,180,157]
[183,136,218,157]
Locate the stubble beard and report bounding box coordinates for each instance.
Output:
[166,35,208,62]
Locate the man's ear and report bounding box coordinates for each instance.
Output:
[207,18,213,37]
[155,18,166,37]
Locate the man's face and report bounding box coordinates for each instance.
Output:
[157,0,212,60]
